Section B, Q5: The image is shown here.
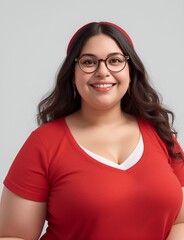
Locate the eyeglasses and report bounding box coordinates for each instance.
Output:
[75,53,129,73]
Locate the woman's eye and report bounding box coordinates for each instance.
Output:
[109,58,122,63]
[84,60,94,65]
[81,58,97,66]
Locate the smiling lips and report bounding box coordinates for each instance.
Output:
[90,83,116,92]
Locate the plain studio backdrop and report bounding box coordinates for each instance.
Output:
[1,0,184,198]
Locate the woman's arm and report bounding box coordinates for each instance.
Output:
[167,187,184,240]
[0,187,47,240]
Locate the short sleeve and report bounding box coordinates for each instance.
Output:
[4,131,49,202]
[170,137,184,187]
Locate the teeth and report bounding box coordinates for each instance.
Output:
[93,84,113,88]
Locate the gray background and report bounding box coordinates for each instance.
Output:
[1,0,184,196]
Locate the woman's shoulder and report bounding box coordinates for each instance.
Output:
[137,117,155,132]
[31,117,67,143]
[137,117,163,142]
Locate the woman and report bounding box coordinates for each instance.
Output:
[0,21,184,240]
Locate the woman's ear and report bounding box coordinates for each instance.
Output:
[72,78,75,85]
[72,80,76,99]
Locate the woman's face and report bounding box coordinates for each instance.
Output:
[74,34,130,111]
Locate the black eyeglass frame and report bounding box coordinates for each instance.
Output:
[75,53,129,73]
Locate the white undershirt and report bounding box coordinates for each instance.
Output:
[79,134,144,170]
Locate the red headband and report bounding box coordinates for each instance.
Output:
[66,21,133,54]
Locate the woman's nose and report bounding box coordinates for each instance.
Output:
[95,60,110,77]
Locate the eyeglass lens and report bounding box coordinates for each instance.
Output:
[77,53,128,73]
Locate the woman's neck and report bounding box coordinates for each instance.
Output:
[74,105,131,128]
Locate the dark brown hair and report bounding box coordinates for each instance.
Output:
[37,22,183,160]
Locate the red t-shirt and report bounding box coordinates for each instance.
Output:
[4,118,184,240]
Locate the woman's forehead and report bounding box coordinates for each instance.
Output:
[80,34,122,55]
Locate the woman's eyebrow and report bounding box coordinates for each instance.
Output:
[80,52,123,58]
[80,53,97,57]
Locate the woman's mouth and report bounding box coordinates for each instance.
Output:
[90,83,116,92]
[93,83,114,88]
